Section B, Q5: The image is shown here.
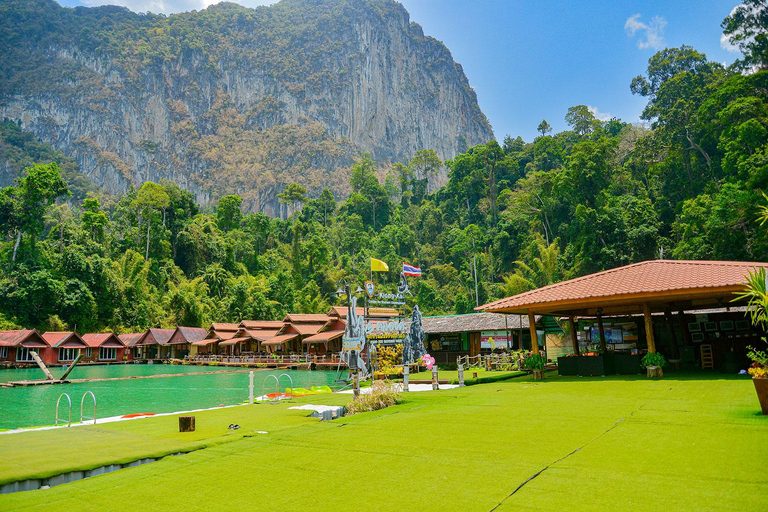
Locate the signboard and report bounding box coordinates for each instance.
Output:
[366,318,408,345]
[342,337,364,351]
[480,330,511,349]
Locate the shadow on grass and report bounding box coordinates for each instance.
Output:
[515,369,753,384]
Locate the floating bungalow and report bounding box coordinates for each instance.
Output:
[81,333,127,363]
[0,330,48,365]
[40,332,88,365]
[167,327,208,359]
[136,328,175,360]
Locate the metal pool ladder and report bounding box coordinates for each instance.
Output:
[55,393,72,427]
[261,373,294,403]
[80,391,97,425]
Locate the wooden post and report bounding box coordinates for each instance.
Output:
[568,316,579,356]
[643,303,656,354]
[179,416,195,432]
[597,310,607,353]
[30,350,55,380]
[528,311,539,355]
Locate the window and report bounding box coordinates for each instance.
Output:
[16,347,34,361]
[99,347,117,360]
[0,346,7,359]
[85,348,92,357]
[58,348,79,361]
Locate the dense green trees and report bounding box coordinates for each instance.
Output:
[0,12,766,332]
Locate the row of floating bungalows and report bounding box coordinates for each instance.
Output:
[0,307,401,366]
[135,307,399,360]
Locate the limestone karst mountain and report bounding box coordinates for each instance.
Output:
[0,0,493,215]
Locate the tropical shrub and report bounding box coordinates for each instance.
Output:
[523,354,545,371]
[345,380,402,415]
[747,346,768,379]
[641,352,667,368]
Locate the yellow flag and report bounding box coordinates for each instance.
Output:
[371,258,389,272]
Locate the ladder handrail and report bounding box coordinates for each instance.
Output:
[55,393,72,427]
[277,373,293,400]
[80,391,97,424]
[262,374,279,403]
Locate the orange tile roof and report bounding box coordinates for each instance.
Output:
[209,323,241,332]
[0,330,47,348]
[240,329,281,341]
[82,333,124,348]
[283,314,330,323]
[219,337,252,347]
[480,260,768,314]
[239,320,285,330]
[302,330,344,343]
[262,334,299,345]
[327,306,400,319]
[291,323,326,336]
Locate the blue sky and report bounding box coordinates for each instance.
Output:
[56,0,743,142]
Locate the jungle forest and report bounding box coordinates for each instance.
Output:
[1,5,768,333]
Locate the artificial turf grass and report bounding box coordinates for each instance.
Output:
[1,373,766,511]
[0,391,350,485]
[409,368,525,384]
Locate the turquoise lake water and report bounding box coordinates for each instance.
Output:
[0,365,345,430]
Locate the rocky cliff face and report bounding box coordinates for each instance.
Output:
[0,0,494,215]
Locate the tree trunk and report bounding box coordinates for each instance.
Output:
[145,222,151,261]
[12,229,21,263]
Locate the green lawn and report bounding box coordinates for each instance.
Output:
[409,367,525,384]
[1,372,766,511]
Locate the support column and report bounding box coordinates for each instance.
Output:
[597,309,607,353]
[643,303,657,354]
[568,316,579,356]
[528,310,540,356]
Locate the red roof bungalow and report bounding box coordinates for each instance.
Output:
[136,328,175,359]
[262,314,329,354]
[167,327,208,358]
[81,333,127,363]
[193,323,241,355]
[118,333,142,361]
[41,332,89,366]
[0,330,48,364]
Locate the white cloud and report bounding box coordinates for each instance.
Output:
[625,13,667,51]
[79,0,277,15]
[720,33,740,53]
[587,106,611,122]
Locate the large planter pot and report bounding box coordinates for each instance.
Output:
[614,354,641,375]
[532,369,544,380]
[557,356,578,376]
[754,378,768,415]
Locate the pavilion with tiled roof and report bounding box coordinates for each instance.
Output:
[479,260,768,357]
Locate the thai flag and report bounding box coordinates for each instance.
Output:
[403,262,422,277]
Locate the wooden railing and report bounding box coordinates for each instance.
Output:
[184,353,344,365]
[456,351,527,371]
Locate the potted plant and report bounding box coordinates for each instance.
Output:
[524,354,546,380]
[642,352,666,378]
[736,266,768,414]
[747,346,768,415]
